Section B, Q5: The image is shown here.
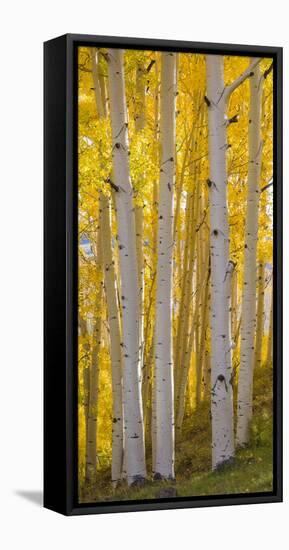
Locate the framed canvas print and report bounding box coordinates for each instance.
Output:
[44,34,282,515]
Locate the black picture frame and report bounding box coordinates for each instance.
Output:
[44,34,283,516]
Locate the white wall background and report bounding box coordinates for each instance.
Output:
[0,1,287,548]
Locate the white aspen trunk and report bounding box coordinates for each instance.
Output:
[107,48,146,485]
[153,52,176,479]
[99,193,124,485]
[174,190,193,394]
[135,206,144,330]
[206,55,235,469]
[151,59,159,475]
[175,124,202,412]
[254,260,265,369]
[90,48,105,119]
[90,49,124,484]
[198,257,211,400]
[142,271,156,426]
[134,63,146,388]
[236,63,262,447]
[195,212,205,407]
[203,298,211,399]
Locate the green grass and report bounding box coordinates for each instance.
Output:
[79,364,273,503]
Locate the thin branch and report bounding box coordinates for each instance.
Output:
[196,205,209,233]
[146,59,156,73]
[224,58,261,101]
[261,180,273,193]
[264,62,273,80]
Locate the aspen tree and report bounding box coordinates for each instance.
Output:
[255,260,265,369]
[150,55,160,474]
[90,48,105,118]
[236,61,263,447]
[206,55,234,469]
[134,62,146,388]
[107,48,146,484]
[206,55,260,468]
[203,296,212,399]
[99,194,124,484]
[197,255,211,401]
[90,49,124,484]
[154,52,176,479]
[142,271,156,420]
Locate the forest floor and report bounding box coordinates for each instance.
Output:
[79,364,273,503]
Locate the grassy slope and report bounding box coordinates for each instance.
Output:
[79,364,273,503]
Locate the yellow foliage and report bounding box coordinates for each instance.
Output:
[77,47,273,489]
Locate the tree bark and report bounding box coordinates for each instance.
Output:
[205,55,260,466]
[90,48,105,118]
[134,62,146,393]
[99,193,124,485]
[107,48,146,484]
[255,260,265,369]
[236,62,263,447]
[206,55,235,469]
[90,48,124,484]
[153,52,176,479]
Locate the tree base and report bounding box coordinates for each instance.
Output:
[153,472,175,482]
[130,475,146,487]
[213,455,235,471]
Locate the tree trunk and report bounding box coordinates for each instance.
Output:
[99,193,124,485]
[151,56,160,474]
[236,62,262,447]
[197,255,211,401]
[90,48,124,484]
[107,48,146,485]
[206,55,235,469]
[90,48,105,119]
[134,62,146,392]
[255,260,265,369]
[153,52,176,480]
